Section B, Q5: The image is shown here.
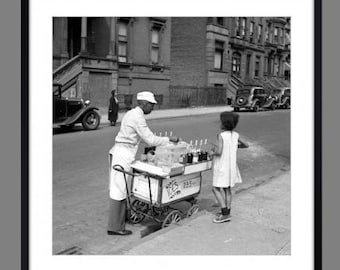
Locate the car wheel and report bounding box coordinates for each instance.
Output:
[271,103,277,110]
[236,96,247,106]
[82,110,100,130]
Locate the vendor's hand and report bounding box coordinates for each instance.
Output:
[169,136,179,143]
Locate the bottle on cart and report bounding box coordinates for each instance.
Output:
[179,153,188,164]
[197,146,203,161]
[192,149,199,163]
[185,142,192,164]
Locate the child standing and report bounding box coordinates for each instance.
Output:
[210,111,248,223]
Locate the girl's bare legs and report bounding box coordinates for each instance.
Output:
[212,187,231,223]
[225,187,232,210]
[212,187,226,208]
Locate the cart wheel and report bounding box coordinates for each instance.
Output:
[162,210,181,228]
[129,200,147,224]
[129,209,145,224]
[186,204,199,218]
[252,104,259,112]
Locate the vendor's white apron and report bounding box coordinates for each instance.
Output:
[109,143,138,200]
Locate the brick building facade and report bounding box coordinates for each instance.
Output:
[170,17,290,103]
[53,17,290,109]
[53,17,171,109]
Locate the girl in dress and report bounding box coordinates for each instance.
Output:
[210,111,249,223]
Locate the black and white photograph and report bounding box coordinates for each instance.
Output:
[52,16,291,255]
[28,0,318,269]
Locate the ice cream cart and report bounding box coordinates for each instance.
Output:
[113,141,212,228]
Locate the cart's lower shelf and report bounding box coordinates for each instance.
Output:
[132,172,201,205]
[131,160,212,206]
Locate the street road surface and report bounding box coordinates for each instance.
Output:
[53,110,290,254]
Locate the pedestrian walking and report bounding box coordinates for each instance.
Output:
[107,91,179,236]
[209,111,249,223]
[108,90,119,126]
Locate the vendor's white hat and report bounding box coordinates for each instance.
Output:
[137,91,157,104]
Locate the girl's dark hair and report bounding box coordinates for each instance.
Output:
[220,111,239,131]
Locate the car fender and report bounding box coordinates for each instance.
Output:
[251,98,259,107]
[63,106,100,125]
[263,98,275,107]
[281,96,290,105]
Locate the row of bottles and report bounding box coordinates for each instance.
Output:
[149,131,213,165]
[179,139,211,164]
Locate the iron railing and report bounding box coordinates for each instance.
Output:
[169,86,229,108]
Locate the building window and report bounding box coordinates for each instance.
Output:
[257,24,263,43]
[235,17,240,37]
[232,52,241,76]
[264,57,268,75]
[235,17,246,37]
[274,57,279,76]
[249,21,255,42]
[268,57,273,75]
[285,29,291,45]
[246,54,251,76]
[255,56,260,77]
[241,18,246,37]
[216,17,224,26]
[274,27,279,43]
[214,40,224,70]
[279,28,284,44]
[118,20,129,62]
[265,27,269,42]
[151,27,160,64]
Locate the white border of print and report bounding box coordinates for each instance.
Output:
[30,0,314,269]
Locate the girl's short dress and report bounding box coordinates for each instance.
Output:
[212,131,242,188]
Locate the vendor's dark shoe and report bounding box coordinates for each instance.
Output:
[213,214,231,223]
[107,230,132,236]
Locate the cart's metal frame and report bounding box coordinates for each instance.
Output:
[113,164,202,228]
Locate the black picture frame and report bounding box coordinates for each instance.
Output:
[21,0,29,268]
[21,0,322,269]
[314,0,322,269]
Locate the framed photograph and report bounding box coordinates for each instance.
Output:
[22,0,321,269]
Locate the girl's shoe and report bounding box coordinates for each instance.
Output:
[213,214,231,223]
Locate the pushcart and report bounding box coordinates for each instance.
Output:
[113,160,212,228]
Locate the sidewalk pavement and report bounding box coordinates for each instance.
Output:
[98,105,233,126]
[121,171,291,255]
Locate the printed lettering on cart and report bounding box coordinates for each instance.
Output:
[183,180,193,189]
[165,180,181,199]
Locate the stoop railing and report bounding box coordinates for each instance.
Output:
[169,86,231,108]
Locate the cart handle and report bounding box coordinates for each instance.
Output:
[113,165,136,177]
[113,165,153,178]
[112,164,135,208]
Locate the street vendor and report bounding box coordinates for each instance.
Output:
[107,91,179,236]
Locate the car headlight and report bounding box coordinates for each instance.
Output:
[84,100,91,105]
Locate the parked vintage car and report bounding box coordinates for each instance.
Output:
[53,84,100,131]
[232,86,276,112]
[270,87,291,109]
